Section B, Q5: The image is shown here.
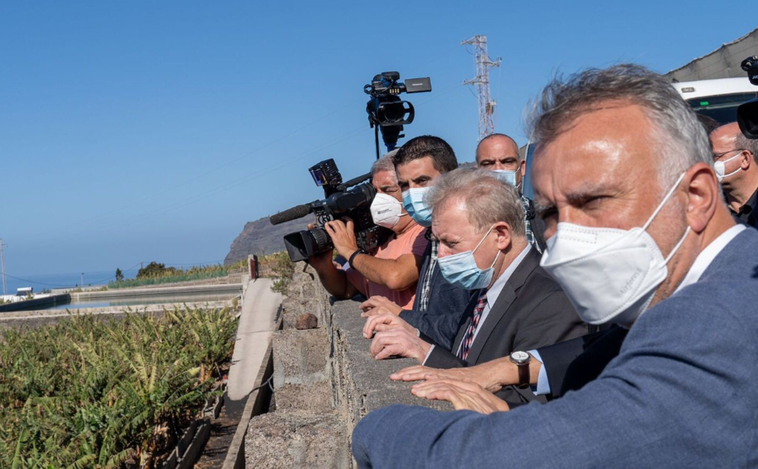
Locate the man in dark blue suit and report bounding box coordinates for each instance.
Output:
[352,64,758,468]
[360,136,473,350]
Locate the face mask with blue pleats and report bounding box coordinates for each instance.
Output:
[402,187,433,227]
[438,225,500,290]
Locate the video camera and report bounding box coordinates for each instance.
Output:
[365,72,432,158]
[738,56,758,139]
[270,71,431,262]
[269,159,392,262]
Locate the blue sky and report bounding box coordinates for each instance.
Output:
[1,1,755,277]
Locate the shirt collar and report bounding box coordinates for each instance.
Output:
[673,224,746,294]
[485,244,531,308]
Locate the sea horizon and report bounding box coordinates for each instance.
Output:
[1,268,139,296]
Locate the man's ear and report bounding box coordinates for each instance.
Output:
[684,162,720,234]
[493,222,513,251]
[740,150,754,170]
[520,159,526,178]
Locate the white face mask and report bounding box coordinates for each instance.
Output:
[370,193,406,229]
[714,152,742,182]
[539,172,691,326]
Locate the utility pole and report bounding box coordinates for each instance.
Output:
[462,35,501,141]
[0,239,6,295]
[81,272,85,287]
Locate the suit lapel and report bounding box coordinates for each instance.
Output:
[466,249,541,363]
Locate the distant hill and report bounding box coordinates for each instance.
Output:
[224,215,310,265]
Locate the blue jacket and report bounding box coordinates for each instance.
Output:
[353,228,758,469]
[399,237,474,350]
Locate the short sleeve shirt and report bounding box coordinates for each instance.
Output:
[346,222,428,309]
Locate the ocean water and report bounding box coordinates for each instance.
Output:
[2,269,137,296]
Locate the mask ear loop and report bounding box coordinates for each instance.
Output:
[472,224,502,270]
[719,153,744,179]
[642,171,687,231]
[640,171,691,263]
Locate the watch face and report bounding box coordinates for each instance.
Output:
[511,351,529,363]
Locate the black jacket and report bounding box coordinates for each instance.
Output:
[424,248,588,404]
[399,236,474,350]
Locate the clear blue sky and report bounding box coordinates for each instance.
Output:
[1,1,755,276]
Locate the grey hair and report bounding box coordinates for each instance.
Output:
[371,151,399,181]
[426,167,525,237]
[734,127,758,163]
[527,64,712,187]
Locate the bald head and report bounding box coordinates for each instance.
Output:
[475,133,525,186]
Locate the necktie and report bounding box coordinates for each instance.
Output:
[457,289,488,360]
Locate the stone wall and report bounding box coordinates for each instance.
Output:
[244,266,449,468]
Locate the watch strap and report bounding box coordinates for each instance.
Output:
[348,249,365,268]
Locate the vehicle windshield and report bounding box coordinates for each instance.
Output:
[687,92,757,124]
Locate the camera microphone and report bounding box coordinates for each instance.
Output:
[270,204,313,225]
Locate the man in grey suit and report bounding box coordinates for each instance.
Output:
[353,64,758,468]
[364,168,585,404]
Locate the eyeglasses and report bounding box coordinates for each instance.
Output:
[713,149,745,161]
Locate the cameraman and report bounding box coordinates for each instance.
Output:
[308,154,428,308]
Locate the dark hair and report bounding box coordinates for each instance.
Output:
[392,135,458,174]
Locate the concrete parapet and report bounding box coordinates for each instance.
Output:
[272,328,330,388]
[245,412,349,469]
[245,265,451,468]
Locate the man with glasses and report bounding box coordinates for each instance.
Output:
[475,134,546,251]
[710,122,758,228]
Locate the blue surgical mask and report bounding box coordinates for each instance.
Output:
[492,169,518,186]
[402,187,433,227]
[438,225,501,290]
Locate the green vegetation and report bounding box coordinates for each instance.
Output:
[115,268,124,283]
[260,252,295,294]
[108,260,247,290]
[0,307,237,468]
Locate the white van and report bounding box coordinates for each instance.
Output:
[673,77,757,124]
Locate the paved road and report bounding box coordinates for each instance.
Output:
[227,278,282,401]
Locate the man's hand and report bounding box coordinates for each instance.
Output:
[370,328,431,363]
[390,361,505,393]
[363,313,416,339]
[410,379,510,414]
[325,219,359,259]
[360,296,403,317]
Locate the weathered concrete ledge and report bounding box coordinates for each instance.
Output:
[244,267,449,468]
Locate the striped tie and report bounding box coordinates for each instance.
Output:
[457,289,488,360]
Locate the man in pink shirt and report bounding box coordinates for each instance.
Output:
[308,154,428,308]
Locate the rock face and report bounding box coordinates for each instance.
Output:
[224,215,310,265]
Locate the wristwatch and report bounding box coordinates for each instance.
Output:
[509,351,531,388]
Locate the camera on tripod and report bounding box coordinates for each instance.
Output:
[269,159,392,262]
[270,70,431,263]
[366,72,432,157]
[738,56,758,139]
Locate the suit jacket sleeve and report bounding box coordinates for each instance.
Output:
[352,289,758,469]
[537,327,620,399]
[399,281,474,350]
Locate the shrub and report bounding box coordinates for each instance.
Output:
[0,307,237,468]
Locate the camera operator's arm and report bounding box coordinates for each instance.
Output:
[307,249,363,299]
[326,219,422,290]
